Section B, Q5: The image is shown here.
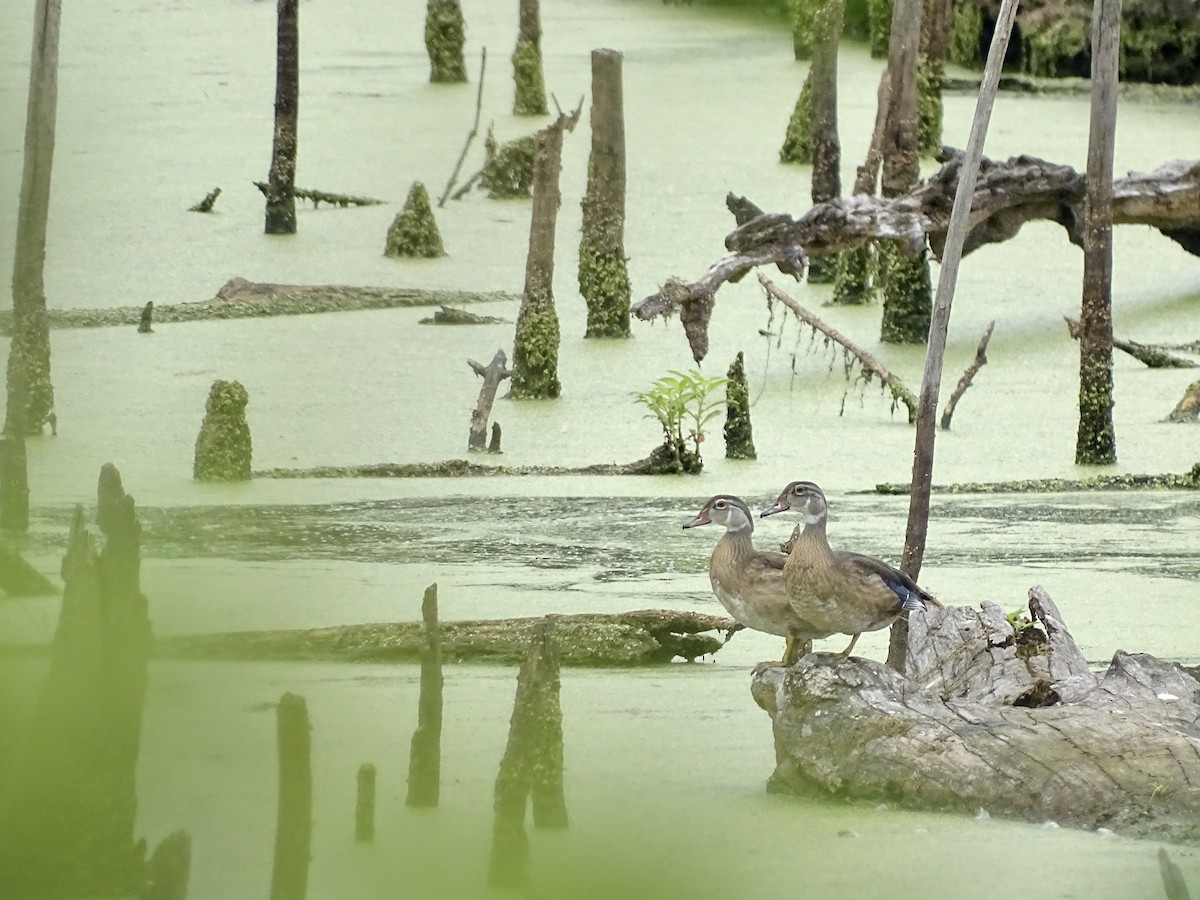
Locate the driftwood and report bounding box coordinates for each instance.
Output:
[0,277,519,333]
[760,275,918,422]
[1066,316,1197,368]
[631,154,1200,334]
[940,320,995,430]
[254,181,384,209]
[156,609,742,667]
[1168,380,1200,422]
[468,349,512,451]
[752,585,1200,841]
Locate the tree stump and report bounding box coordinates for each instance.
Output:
[752,586,1200,840]
[270,693,312,900]
[424,0,466,83]
[193,380,252,482]
[406,584,443,807]
[511,0,547,116]
[480,131,535,199]
[723,351,755,459]
[468,350,512,451]
[579,48,631,339]
[138,301,154,333]
[384,182,446,258]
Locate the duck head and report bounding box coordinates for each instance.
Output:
[760,481,829,526]
[683,495,755,532]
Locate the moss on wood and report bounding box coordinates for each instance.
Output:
[879,244,932,344]
[831,242,878,305]
[867,0,892,57]
[481,133,536,199]
[194,380,252,482]
[509,305,561,400]
[512,38,547,116]
[424,0,468,83]
[723,351,756,460]
[917,55,944,158]
[790,0,818,59]
[779,76,813,165]
[384,182,446,258]
[578,241,632,337]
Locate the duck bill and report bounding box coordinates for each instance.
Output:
[759,496,789,518]
[682,510,711,529]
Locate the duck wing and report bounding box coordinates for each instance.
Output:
[834,551,942,610]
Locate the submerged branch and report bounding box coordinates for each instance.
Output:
[759,275,918,423]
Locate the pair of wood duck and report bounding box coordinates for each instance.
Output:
[683,481,941,665]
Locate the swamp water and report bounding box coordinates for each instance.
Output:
[1,0,1199,896]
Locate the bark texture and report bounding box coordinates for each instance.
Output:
[264,0,299,235]
[753,586,1200,841]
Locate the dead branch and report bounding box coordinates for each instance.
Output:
[759,274,918,423]
[438,47,487,208]
[940,320,995,430]
[1065,316,1197,368]
[468,349,513,451]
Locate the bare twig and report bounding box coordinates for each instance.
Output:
[940,320,996,430]
[758,274,917,422]
[438,47,488,208]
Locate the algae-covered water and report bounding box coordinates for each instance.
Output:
[2,0,1199,896]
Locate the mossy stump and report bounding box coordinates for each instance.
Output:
[384,182,446,258]
[879,244,932,344]
[424,0,467,84]
[481,134,535,199]
[779,76,813,164]
[868,0,892,57]
[579,49,631,339]
[724,352,756,460]
[831,242,878,305]
[194,380,252,482]
[512,0,547,116]
[917,55,944,158]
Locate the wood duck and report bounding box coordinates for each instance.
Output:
[684,494,834,666]
[759,481,942,658]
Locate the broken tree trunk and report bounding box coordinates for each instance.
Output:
[631,154,1200,359]
[805,0,845,284]
[468,350,512,451]
[1075,0,1120,466]
[579,48,631,338]
[511,0,547,116]
[509,107,581,399]
[406,583,443,807]
[0,465,152,898]
[753,585,1200,841]
[264,0,299,235]
[8,0,59,438]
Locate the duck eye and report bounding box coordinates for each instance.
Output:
[714,499,726,509]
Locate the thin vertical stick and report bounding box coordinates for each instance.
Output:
[270,693,312,900]
[406,583,443,806]
[892,0,1021,669]
[438,47,487,208]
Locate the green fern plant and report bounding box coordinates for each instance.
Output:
[633,370,727,474]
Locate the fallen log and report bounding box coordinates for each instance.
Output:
[631,153,1200,329]
[155,609,742,667]
[253,181,384,208]
[0,277,519,333]
[752,585,1200,841]
[870,464,1200,493]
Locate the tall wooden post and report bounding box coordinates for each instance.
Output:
[1075,0,1120,465]
[806,0,845,283]
[510,111,579,399]
[8,0,60,438]
[264,0,299,235]
[270,693,312,900]
[892,0,1021,670]
[579,49,631,338]
[406,583,443,807]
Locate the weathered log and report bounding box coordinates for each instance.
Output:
[155,609,742,667]
[940,320,995,430]
[468,350,512,452]
[252,455,746,479]
[1066,316,1196,368]
[1168,380,1200,422]
[631,155,1200,334]
[421,306,507,325]
[406,583,443,807]
[0,278,519,333]
[871,464,1200,493]
[759,275,918,423]
[752,585,1200,840]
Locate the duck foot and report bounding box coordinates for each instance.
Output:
[836,633,862,658]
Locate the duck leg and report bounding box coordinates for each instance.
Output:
[782,634,813,666]
[836,633,861,658]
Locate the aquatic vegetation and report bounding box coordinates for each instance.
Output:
[633,369,727,474]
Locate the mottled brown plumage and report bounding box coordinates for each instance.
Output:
[684,495,832,665]
[760,481,942,658]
